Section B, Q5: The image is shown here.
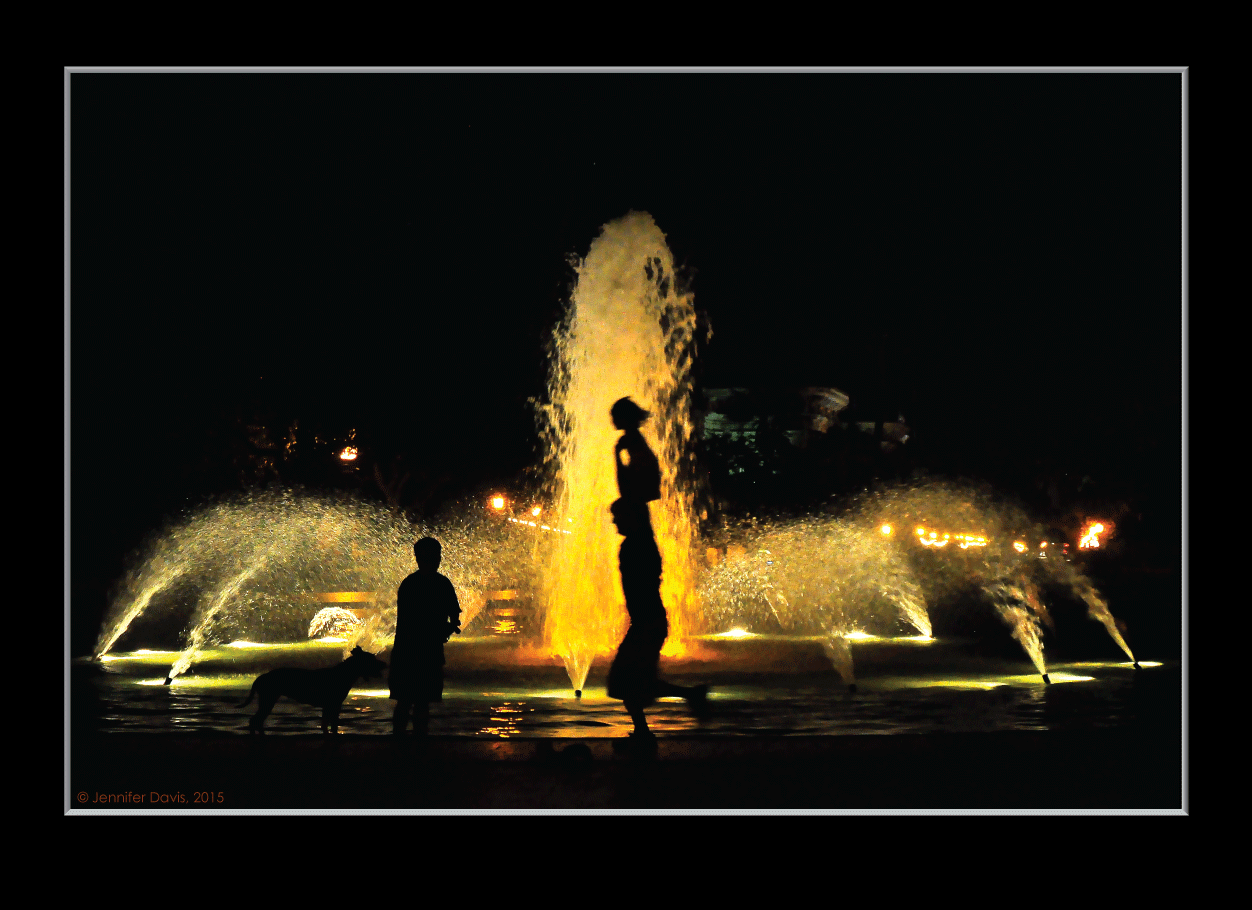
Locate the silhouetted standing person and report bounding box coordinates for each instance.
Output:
[390,536,461,736]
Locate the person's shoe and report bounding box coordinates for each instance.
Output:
[612,730,658,756]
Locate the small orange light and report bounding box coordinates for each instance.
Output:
[491,496,505,510]
[532,506,542,517]
[1079,521,1105,549]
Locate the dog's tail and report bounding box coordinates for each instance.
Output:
[238,678,259,709]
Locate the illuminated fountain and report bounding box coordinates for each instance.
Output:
[92,476,1136,697]
[90,211,1139,705]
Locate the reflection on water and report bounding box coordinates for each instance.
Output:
[491,608,524,637]
[78,636,1175,740]
[481,702,533,738]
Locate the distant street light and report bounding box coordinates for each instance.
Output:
[1079,522,1105,549]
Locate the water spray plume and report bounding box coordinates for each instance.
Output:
[94,490,535,677]
[538,211,705,692]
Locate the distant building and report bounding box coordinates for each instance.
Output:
[697,386,908,454]
[699,388,758,446]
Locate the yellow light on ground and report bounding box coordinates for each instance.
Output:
[531,505,542,517]
[339,447,358,461]
[491,496,505,510]
[923,679,1007,690]
[1013,541,1027,553]
[1062,660,1164,669]
[99,649,180,662]
[880,524,892,536]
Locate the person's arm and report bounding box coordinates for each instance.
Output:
[446,580,462,638]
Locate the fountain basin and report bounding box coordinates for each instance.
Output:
[77,635,1171,740]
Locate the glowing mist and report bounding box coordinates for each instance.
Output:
[539,211,704,691]
[93,490,533,676]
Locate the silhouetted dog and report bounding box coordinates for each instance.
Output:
[239,646,388,734]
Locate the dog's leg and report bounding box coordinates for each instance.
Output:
[251,689,279,734]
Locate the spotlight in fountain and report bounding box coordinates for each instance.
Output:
[575,689,582,698]
[1042,673,1051,684]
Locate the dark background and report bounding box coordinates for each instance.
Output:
[68,72,1183,656]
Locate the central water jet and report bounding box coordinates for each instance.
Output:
[539,211,704,692]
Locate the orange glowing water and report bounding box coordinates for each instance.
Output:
[539,212,705,690]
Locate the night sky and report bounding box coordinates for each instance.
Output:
[68,71,1184,652]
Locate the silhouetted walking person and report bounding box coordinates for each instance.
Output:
[390,536,461,736]
[606,498,708,751]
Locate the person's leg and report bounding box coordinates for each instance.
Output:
[654,680,696,698]
[392,700,411,734]
[654,679,711,715]
[625,698,650,734]
[650,614,710,714]
[414,700,430,736]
